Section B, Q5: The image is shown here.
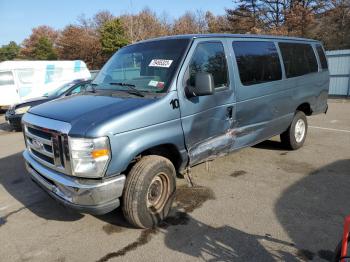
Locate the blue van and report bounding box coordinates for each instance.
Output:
[22,34,329,228]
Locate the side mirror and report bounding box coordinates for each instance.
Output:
[185,72,215,98]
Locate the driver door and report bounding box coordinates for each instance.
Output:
[177,39,236,166]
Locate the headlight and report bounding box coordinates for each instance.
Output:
[68,137,111,178]
[15,106,31,114]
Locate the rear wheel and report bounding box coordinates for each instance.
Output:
[280,111,308,150]
[122,155,176,228]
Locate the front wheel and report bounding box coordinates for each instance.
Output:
[280,111,308,150]
[122,155,176,228]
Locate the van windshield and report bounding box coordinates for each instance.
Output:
[92,39,190,94]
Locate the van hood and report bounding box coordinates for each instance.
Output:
[28,94,157,135]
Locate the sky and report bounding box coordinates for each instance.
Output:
[0,0,234,46]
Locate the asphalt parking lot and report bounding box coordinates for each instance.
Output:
[0,99,349,262]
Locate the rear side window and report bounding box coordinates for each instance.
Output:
[17,69,35,84]
[316,45,328,69]
[46,67,63,83]
[279,43,318,78]
[0,71,14,86]
[188,42,228,88]
[232,41,282,86]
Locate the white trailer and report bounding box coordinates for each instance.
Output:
[0,60,91,108]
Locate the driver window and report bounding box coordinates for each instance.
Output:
[188,42,228,88]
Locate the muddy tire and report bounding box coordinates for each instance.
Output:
[122,155,176,229]
[280,111,308,150]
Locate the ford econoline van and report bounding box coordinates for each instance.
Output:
[0,60,90,108]
[22,34,329,228]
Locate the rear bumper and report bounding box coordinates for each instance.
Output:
[23,150,125,215]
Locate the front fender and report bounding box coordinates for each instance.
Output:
[106,118,187,176]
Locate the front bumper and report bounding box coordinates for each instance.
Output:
[5,112,23,127]
[23,150,126,215]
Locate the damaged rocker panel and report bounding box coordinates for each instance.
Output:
[188,128,237,166]
[187,125,260,166]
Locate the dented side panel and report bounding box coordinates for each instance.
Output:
[188,129,236,166]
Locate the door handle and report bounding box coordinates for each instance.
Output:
[226,106,233,119]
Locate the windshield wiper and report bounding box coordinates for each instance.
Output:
[109,82,144,97]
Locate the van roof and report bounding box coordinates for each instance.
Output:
[0,60,87,70]
[138,33,320,44]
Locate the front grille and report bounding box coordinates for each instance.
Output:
[8,108,15,115]
[31,148,55,165]
[27,126,52,140]
[24,124,70,175]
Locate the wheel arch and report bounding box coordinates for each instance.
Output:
[296,102,312,116]
[123,143,188,176]
[140,143,185,171]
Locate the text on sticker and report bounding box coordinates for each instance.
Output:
[149,59,173,68]
[148,80,158,87]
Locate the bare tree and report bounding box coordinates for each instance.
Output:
[205,11,232,33]
[93,10,115,29]
[173,11,208,35]
[226,0,264,33]
[226,0,333,36]
[120,8,170,42]
[312,0,350,49]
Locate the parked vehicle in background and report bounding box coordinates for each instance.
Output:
[5,79,91,131]
[89,70,100,80]
[0,60,90,108]
[21,34,329,228]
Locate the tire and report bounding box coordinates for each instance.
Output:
[122,155,176,228]
[280,111,308,150]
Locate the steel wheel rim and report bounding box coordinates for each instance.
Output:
[295,119,306,143]
[146,172,170,212]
